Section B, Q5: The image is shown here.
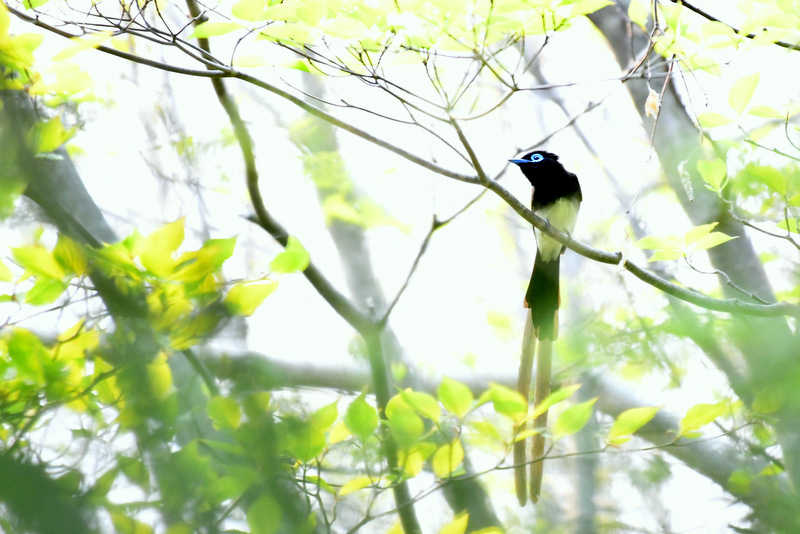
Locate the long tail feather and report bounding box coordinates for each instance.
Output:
[530,338,553,502]
[514,316,536,505]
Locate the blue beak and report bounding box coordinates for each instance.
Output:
[509,159,528,165]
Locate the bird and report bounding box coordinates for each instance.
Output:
[508,150,582,505]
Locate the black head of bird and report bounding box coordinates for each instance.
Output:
[508,151,581,209]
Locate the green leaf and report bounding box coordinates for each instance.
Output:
[53,234,88,275]
[401,389,441,423]
[531,384,582,419]
[247,494,281,534]
[696,158,727,192]
[684,223,717,246]
[635,235,682,250]
[12,245,65,280]
[679,400,729,437]
[628,0,650,29]
[339,476,373,496]
[386,395,424,447]
[486,382,527,419]
[568,0,613,17]
[224,281,278,316]
[344,393,378,441]
[777,218,800,234]
[748,105,785,119]
[25,277,68,305]
[431,439,464,478]
[207,396,242,430]
[607,406,661,445]
[0,259,12,282]
[190,22,243,39]
[728,469,752,496]
[748,165,787,195]
[553,398,597,438]
[697,112,732,128]
[321,16,370,39]
[310,400,338,432]
[305,475,336,494]
[438,376,473,418]
[172,236,236,282]
[439,513,469,534]
[729,73,759,115]
[140,218,185,277]
[27,116,74,154]
[270,235,310,273]
[232,0,266,21]
[693,231,736,251]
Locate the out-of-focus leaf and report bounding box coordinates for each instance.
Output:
[438,376,473,418]
[553,398,597,437]
[729,73,759,115]
[270,235,309,273]
[345,393,378,441]
[607,406,661,445]
[432,439,464,478]
[697,112,732,128]
[224,281,278,316]
[679,400,729,437]
[190,21,243,39]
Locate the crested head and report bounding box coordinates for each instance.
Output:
[509,150,561,167]
[509,150,568,184]
[508,149,582,206]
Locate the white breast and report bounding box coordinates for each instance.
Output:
[534,197,580,262]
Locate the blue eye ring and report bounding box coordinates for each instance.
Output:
[530,153,544,162]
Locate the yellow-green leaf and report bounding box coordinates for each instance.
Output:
[432,439,464,478]
[553,398,597,437]
[53,234,88,275]
[53,31,113,61]
[607,406,661,445]
[648,248,685,262]
[748,105,785,119]
[207,396,242,430]
[386,395,424,447]
[190,22,243,39]
[684,223,717,246]
[25,277,67,305]
[270,235,310,273]
[679,400,729,437]
[439,513,469,534]
[344,393,378,441]
[339,476,373,496]
[27,116,73,154]
[247,494,281,534]
[232,0,266,21]
[310,400,338,432]
[627,0,650,29]
[693,231,736,251]
[12,245,65,280]
[224,281,278,316]
[0,258,12,281]
[401,389,441,423]
[696,158,727,192]
[729,73,759,116]
[777,218,800,234]
[486,383,527,419]
[140,218,185,277]
[438,376,473,418]
[147,352,173,400]
[697,112,732,128]
[532,384,582,419]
